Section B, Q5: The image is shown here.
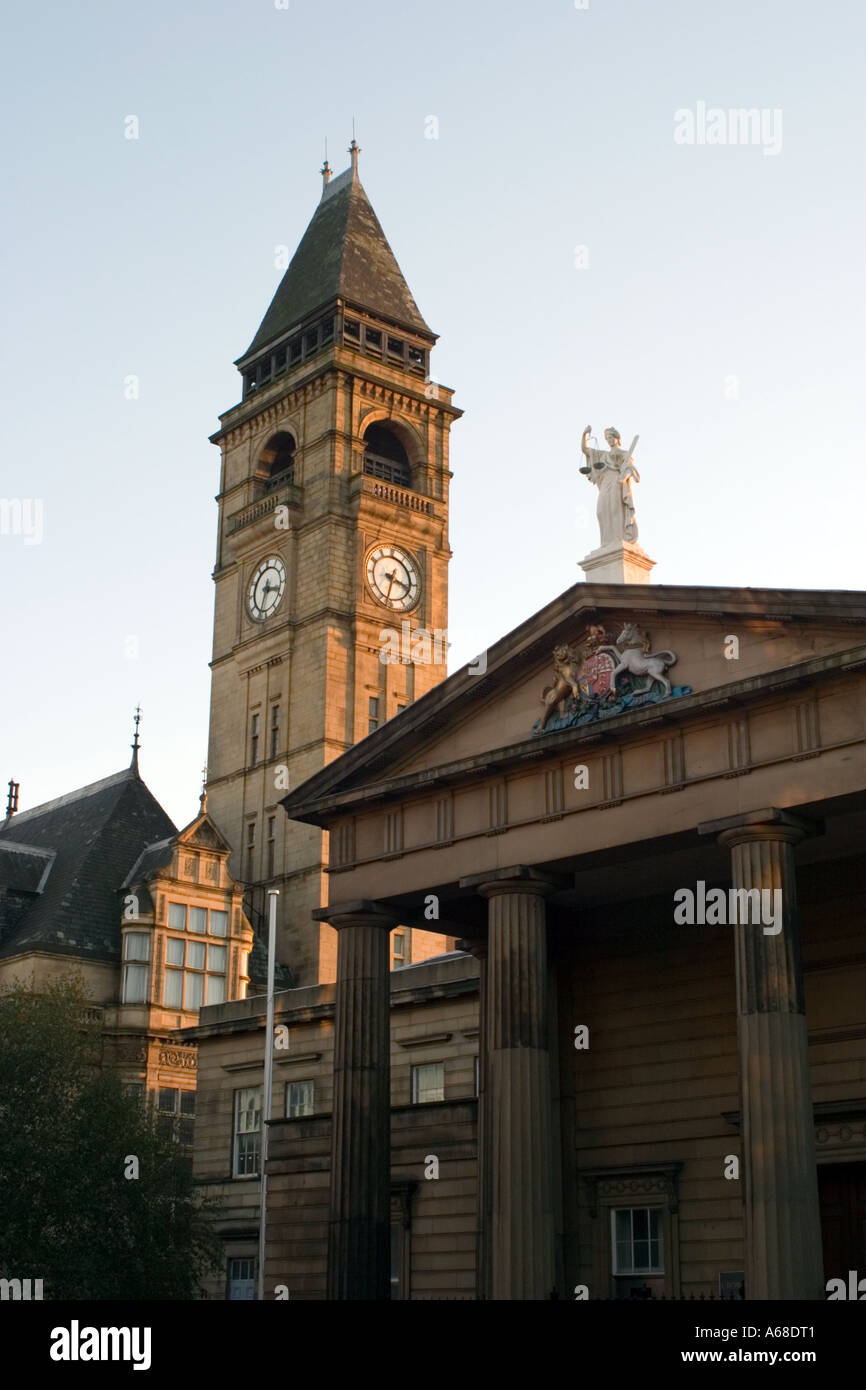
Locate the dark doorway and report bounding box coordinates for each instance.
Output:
[819,1162,866,1284]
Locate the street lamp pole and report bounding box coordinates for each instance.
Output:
[257,888,279,1301]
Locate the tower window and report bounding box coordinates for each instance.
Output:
[368,696,380,734]
[321,318,334,342]
[364,327,382,351]
[250,713,260,765]
[387,336,404,359]
[344,319,360,340]
[304,328,319,355]
[259,432,295,485]
[289,337,302,362]
[257,359,272,385]
[267,816,276,878]
[363,424,412,489]
[270,704,280,759]
[408,346,426,371]
[274,346,287,372]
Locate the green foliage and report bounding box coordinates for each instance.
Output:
[0,974,220,1299]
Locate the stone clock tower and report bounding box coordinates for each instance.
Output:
[205,144,461,986]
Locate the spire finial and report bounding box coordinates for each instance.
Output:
[348,133,361,175]
[5,779,19,820]
[320,151,332,191]
[130,704,142,771]
[199,762,208,814]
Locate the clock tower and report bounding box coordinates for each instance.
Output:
[205,144,461,986]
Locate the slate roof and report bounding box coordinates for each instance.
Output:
[241,165,433,360]
[0,767,176,963]
[121,837,174,889]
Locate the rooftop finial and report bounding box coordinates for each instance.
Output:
[5,778,19,819]
[320,154,332,191]
[349,135,361,175]
[130,704,142,771]
[199,762,208,814]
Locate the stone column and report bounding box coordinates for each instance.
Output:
[463,867,557,1299]
[701,809,824,1300]
[324,905,394,1300]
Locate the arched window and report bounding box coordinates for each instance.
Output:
[363,424,411,488]
[259,432,296,485]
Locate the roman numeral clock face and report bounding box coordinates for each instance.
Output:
[247,555,286,621]
[365,544,420,612]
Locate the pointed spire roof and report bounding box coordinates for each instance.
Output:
[240,151,433,361]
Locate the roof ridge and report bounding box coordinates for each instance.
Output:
[0,767,136,829]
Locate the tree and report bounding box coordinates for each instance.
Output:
[0,975,220,1299]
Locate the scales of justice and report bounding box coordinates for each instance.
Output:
[578,424,655,584]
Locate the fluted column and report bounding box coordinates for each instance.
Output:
[702,810,824,1300]
[464,868,557,1299]
[325,907,394,1300]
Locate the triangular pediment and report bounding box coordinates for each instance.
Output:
[281,582,866,825]
[177,814,232,854]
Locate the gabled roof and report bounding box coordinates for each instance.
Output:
[0,767,176,962]
[240,163,433,361]
[279,581,866,827]
[121,808,232,891]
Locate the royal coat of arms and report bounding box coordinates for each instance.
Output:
[533,623,691,736]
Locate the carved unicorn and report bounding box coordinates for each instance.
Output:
[609,623,677,698]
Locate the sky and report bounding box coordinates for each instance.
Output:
[1,0,863,828]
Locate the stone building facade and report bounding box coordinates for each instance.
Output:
[0,762,256,1131]
[189,953,479,1299]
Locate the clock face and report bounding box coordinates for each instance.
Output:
[365,544,420,612]
[248,555,286,621]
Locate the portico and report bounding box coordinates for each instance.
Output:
[283,581,866,1300]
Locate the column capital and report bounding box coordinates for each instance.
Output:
[312,899,397,931]
[459,866,565,900]
[698,807,822,849]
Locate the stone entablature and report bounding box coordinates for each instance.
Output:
[323,654,864,892]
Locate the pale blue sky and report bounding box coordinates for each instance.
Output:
[1,0,863,827]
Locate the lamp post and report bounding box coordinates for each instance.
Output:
[257,888,279,1301]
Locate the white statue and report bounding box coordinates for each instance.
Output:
[580,426,640,547]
